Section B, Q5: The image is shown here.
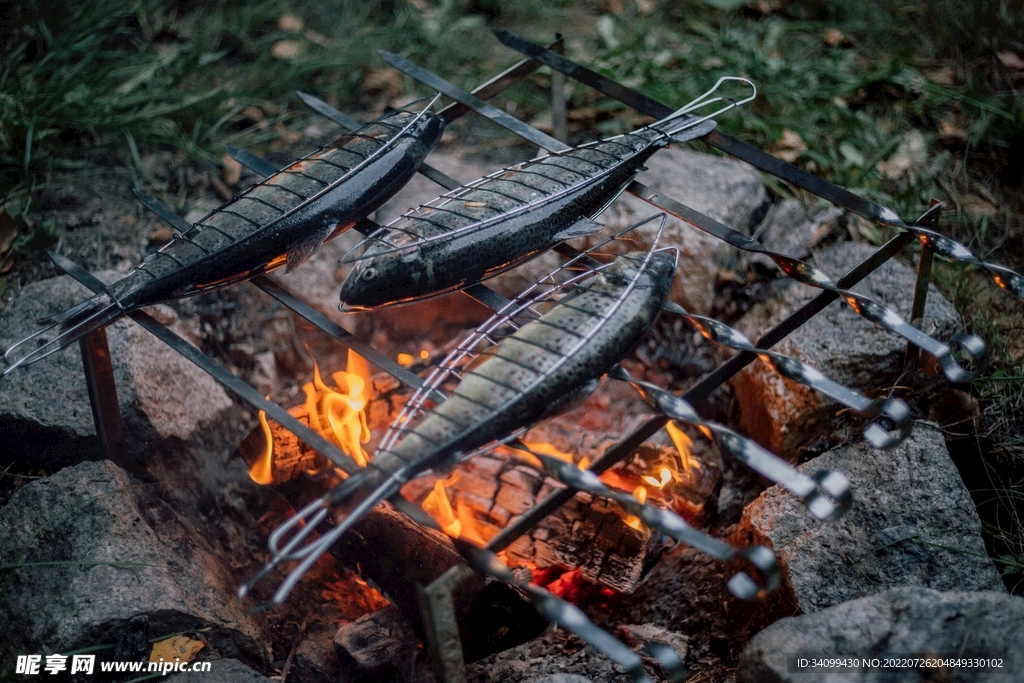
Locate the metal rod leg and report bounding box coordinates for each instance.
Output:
[418,564,474,683]
[903,200,941,378]
[79,327,126,464]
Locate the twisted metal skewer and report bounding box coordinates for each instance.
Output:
[660,301,912,449]
[491,30,1024,304]
[608,366,852,522]
[509,447,781,600]
[378,47,988,385]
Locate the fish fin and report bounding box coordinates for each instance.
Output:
[5,293,122,373]
[553,217,604,241]
[669,118,716,144]
[285,225,332,273]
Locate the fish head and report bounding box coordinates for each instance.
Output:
[408,112,445,152]
[340,244,431,310]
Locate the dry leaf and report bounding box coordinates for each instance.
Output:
[823,28,848,47]
[278,14,304,33]
[0,211,18,256]
[149,635,205,663]
[221,154,242,186]
[925,66,955,86]
[752,1,784,15]
[938,116,967,143]
[149,227,175,245]
[211,175,233,202]
[875,130,927,180]
[767,129,807,163]
[363,68,403,99]
[271,40,300,61]
[636,0,660,16]
[997,51,1024,70]
[304,30,331,47]
[962,194,999,218]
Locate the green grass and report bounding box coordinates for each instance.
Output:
[1,0,1022,590]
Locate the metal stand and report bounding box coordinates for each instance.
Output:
[903,199,941,379]
[79,327,126,465]
[49,34,991,683]
[418,564,475,683]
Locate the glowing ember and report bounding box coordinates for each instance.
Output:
[251,348,373,483]
[397,353,415,367]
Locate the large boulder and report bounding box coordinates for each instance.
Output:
[738,586,1024,683]
[731,241,960,457]
[0,271,234,466]
[0,460,267,673]
[748,199,842,269]
[739,424,1004,614]
[592,146,767,316]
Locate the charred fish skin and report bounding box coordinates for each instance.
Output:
[364,251,676,488]
[339,128,671,310]
[4,106,444,373]
[112,109,444,306]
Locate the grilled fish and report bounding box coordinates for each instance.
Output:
[338,110,720,310]
[340,247,676,511]
[4,101,444,373]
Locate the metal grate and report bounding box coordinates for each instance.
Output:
[49,31,1020,683]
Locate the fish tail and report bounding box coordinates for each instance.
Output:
[3,294,122,375]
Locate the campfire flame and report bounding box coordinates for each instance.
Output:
[524,440,590,471]
[250,348,373,483]
[421,475,462,538]
[250,405,275,485]
[665,421,700,473]
[624,485,647,530]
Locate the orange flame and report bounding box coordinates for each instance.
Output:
[249,402,275,485]
[624,485,647,530]
[524,441,574,462]
[251,349,373,484]
[422,475,462,538]
[666,421,700,473]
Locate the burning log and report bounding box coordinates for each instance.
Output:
[237,352,546,662]
[241,366,721,596]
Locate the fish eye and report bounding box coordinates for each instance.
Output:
[361,267,377,281]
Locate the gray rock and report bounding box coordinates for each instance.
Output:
[750,199,842,269]
[592,146,768,315]
[0,460,267,673]
[739,424,1004,614]
[163,658,271,682]
[731,241,960,456]
[0,271,233,466]
[738,586,1024,683]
